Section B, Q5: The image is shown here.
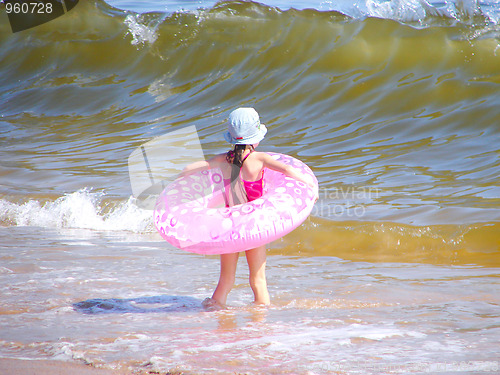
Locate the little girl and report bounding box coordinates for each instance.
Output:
[182,107,315,309]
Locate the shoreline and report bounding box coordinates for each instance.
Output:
[0,358,134,375]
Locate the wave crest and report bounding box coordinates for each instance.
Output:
[0,189,153,232]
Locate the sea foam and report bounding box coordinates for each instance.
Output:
[0,189,153,232]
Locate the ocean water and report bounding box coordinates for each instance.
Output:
[0,0,499,374]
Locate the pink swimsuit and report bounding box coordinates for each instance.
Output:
[242,174,264,201]
[224,151,264,205]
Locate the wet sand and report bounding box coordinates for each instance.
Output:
[0,358,133,375]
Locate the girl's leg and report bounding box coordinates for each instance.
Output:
[245,245,270,305]
[211,252,239,305]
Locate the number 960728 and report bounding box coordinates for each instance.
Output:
[5,2,53,14]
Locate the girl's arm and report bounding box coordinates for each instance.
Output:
[180,154,225,177]
[180,160,210,177]
[260,153,316,188]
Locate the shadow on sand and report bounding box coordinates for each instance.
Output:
[73,295,203,314]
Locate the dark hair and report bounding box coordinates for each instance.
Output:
[225,144,254,205]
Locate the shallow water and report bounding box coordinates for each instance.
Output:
[1,226,499,374]
[1,0,499,373]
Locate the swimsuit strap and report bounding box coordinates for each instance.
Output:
[241,149,254,165]
[240,149,265,184]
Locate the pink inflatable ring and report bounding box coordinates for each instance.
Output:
[154,153,318,255]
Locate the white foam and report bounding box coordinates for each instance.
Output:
[365,0,454,22]
[124,14,159,46]
[322,0,498,25]
[0,189,153,233]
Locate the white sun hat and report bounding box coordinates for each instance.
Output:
[223,107,268,145]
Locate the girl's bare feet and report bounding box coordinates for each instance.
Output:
[202,297,225,311]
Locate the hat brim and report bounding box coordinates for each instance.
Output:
[223,131,233,144]
[224,124,268,145]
